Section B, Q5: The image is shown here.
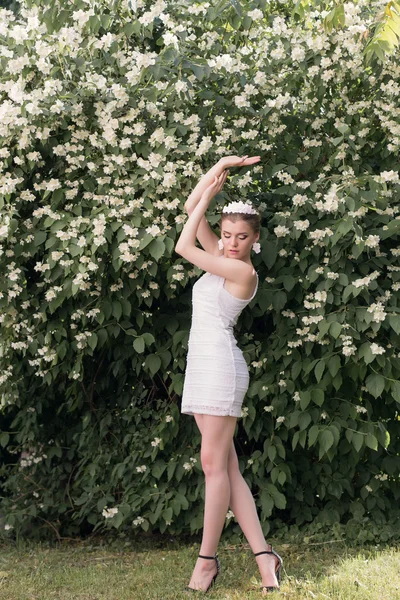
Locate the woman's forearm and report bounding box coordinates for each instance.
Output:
[184,160,224,212]
[176,196,209,253]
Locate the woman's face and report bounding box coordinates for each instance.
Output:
[220,218,259,260]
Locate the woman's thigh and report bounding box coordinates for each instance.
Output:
[194,414,237,472]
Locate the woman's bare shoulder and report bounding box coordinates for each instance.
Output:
[175,246,253,282]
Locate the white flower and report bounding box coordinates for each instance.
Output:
[226,510,235,520]
[264,405,274,412]
[370,343,385,355]
[276,416,285,423]
[4,524,13,531]
[294,219,310,231]
[151,437,161,447]
[136,465,147,473]
[274,225,290,238]
[163,32,179,48]
[102,506,118,519]
[342,345,356,356]
[314,291,327,302]
[222,201,258,215]
[367,303,387,323]
[365,485,373,493]
[165,415,173,422]
[376,170,399,183]
[292,46,306,62]
[133,516,145,526]
[248,8,263,20]
[365,235,380,248]
[175,80,188,94]
[146,224,161,236]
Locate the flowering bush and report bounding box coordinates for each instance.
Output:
[0,0,399,541]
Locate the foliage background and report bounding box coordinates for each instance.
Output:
[0,0,399,542]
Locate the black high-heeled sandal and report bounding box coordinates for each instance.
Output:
[254,545,283,593]
[185,554,221,593]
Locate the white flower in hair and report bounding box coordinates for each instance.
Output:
[222,201,258,215]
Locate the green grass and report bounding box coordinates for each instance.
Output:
[0,539,399,599]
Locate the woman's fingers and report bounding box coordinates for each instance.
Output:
[243,156,261,164]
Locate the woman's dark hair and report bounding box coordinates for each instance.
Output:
[220,211,260,234]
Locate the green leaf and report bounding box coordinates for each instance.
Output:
[318,320,330,336]
[337,124,350,135]
[266,483,286,510]
[272,291,287,311]
[97,328,108,346]
[365,433,378,451]
[308,425,319,447]
[365,373,385,398]
[0,432,9,447]
[87,332,98,350]
[146,354,162,376]
[259,492,274,517]
[112,301,122,321]
[162,507,173,523]
[133,336,145,353]
[330,322,342,339]
[388,315,400,335]
[291,361,302,380]
[298,413,311,431]
[300,391,311,410]
[327,355,341,378]
[261,241,278,269]
[283,276,296,292]
[34,230,47,247]
[149,239,165,261]
[311,389,324,406]
[359,342,374,365]
[391,380,400,403]
[320,429,334,453]
[314,360,325,383]
[352,432,364,453]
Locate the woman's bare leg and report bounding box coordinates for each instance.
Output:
[187,413,237,592]
[227,442,279,589]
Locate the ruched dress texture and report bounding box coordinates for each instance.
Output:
[181,268,258,418]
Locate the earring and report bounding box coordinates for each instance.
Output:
[252,242,261,254]
[218,239,224,250]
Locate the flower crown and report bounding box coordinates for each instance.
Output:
[222,201,258,215]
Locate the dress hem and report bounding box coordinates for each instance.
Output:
[182,408,242,418]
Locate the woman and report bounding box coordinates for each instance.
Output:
[175,155,283,595]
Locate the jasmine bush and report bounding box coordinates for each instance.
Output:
[0,0,399,541]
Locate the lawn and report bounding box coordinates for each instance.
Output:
[0,539,399,599]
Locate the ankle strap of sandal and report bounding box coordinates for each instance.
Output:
[199,554,217,560]
[254,550,273,556]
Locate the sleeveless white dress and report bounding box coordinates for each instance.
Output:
[181,264,258,418]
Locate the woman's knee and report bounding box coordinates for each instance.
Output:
[200,448,228,478]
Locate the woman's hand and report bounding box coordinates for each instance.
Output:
[200,170,228,204]
[218,155,261,170]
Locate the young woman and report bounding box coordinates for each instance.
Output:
[175,156,283,595]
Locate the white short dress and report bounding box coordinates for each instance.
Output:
[181,265,258,418]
